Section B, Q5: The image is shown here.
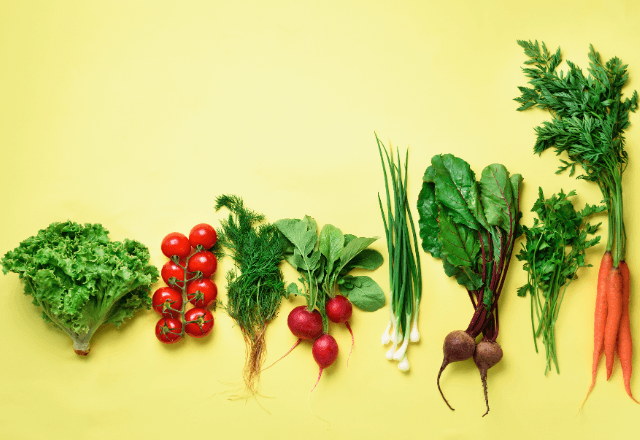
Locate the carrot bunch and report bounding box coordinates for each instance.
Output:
[515,40,639,406]
[582,254,638,406]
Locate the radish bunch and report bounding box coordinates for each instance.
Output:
[274,216,385,390]
[281,297,353,388]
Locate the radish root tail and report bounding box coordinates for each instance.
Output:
[311,366,324,393]
[262,338,302,372]
[345,321,354,367]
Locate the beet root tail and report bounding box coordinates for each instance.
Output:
[479,369,490,417]
[437,358,454,411]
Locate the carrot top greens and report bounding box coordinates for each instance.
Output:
[515,40,638,267]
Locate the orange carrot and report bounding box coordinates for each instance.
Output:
[580,251,612,408]
[605,266,623,380]
[617,260,638,403]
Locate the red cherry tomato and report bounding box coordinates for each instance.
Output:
[184,308,214,338]
[161,260,186,289]
[152,287,184,318]
[161,232,192,259]
[155,317,183,344]
[186,278,218,308]
[187,251,217,277]
[189,223,217,250]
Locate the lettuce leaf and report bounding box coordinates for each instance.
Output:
[1,221,159,355]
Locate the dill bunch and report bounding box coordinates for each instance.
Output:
[214,194,287,398]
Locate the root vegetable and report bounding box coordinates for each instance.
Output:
[288,306,323,340]
[311,334,339,391]
[437,330,476,410]
[581,251,613,408]
[474,340,503,417]
[326,296,354,360]
[605,267,623,380]
[617,261,638,403]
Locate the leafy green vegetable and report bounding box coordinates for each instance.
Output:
[417,179,442,258]
[417,154,523,341]
[377,136,423,371]
[275,217,384,333]
[1,221,159,355]
[339,275,386,312]
[516,188,605,374]
[214,194,287,397]
[515,40,637,267]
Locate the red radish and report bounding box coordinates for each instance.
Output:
[311,334,339,391]
[326,295,354,362]
[437,330,477,410]
[263,306,324,371]
[326,295,352,323]
[288,306,323,339]
[474,340,503,417]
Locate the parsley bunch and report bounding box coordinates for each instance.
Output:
[517,188,605,374]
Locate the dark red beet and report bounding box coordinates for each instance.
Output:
[437,330,476,410]
[288,306,323,340]
[473,340,503,417]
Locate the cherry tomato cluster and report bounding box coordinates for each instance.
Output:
[152,223,218,344]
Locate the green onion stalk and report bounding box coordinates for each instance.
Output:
[377,135,423,372]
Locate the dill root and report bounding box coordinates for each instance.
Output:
[214,194,287,399]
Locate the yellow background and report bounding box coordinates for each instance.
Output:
[1,1,639,439]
